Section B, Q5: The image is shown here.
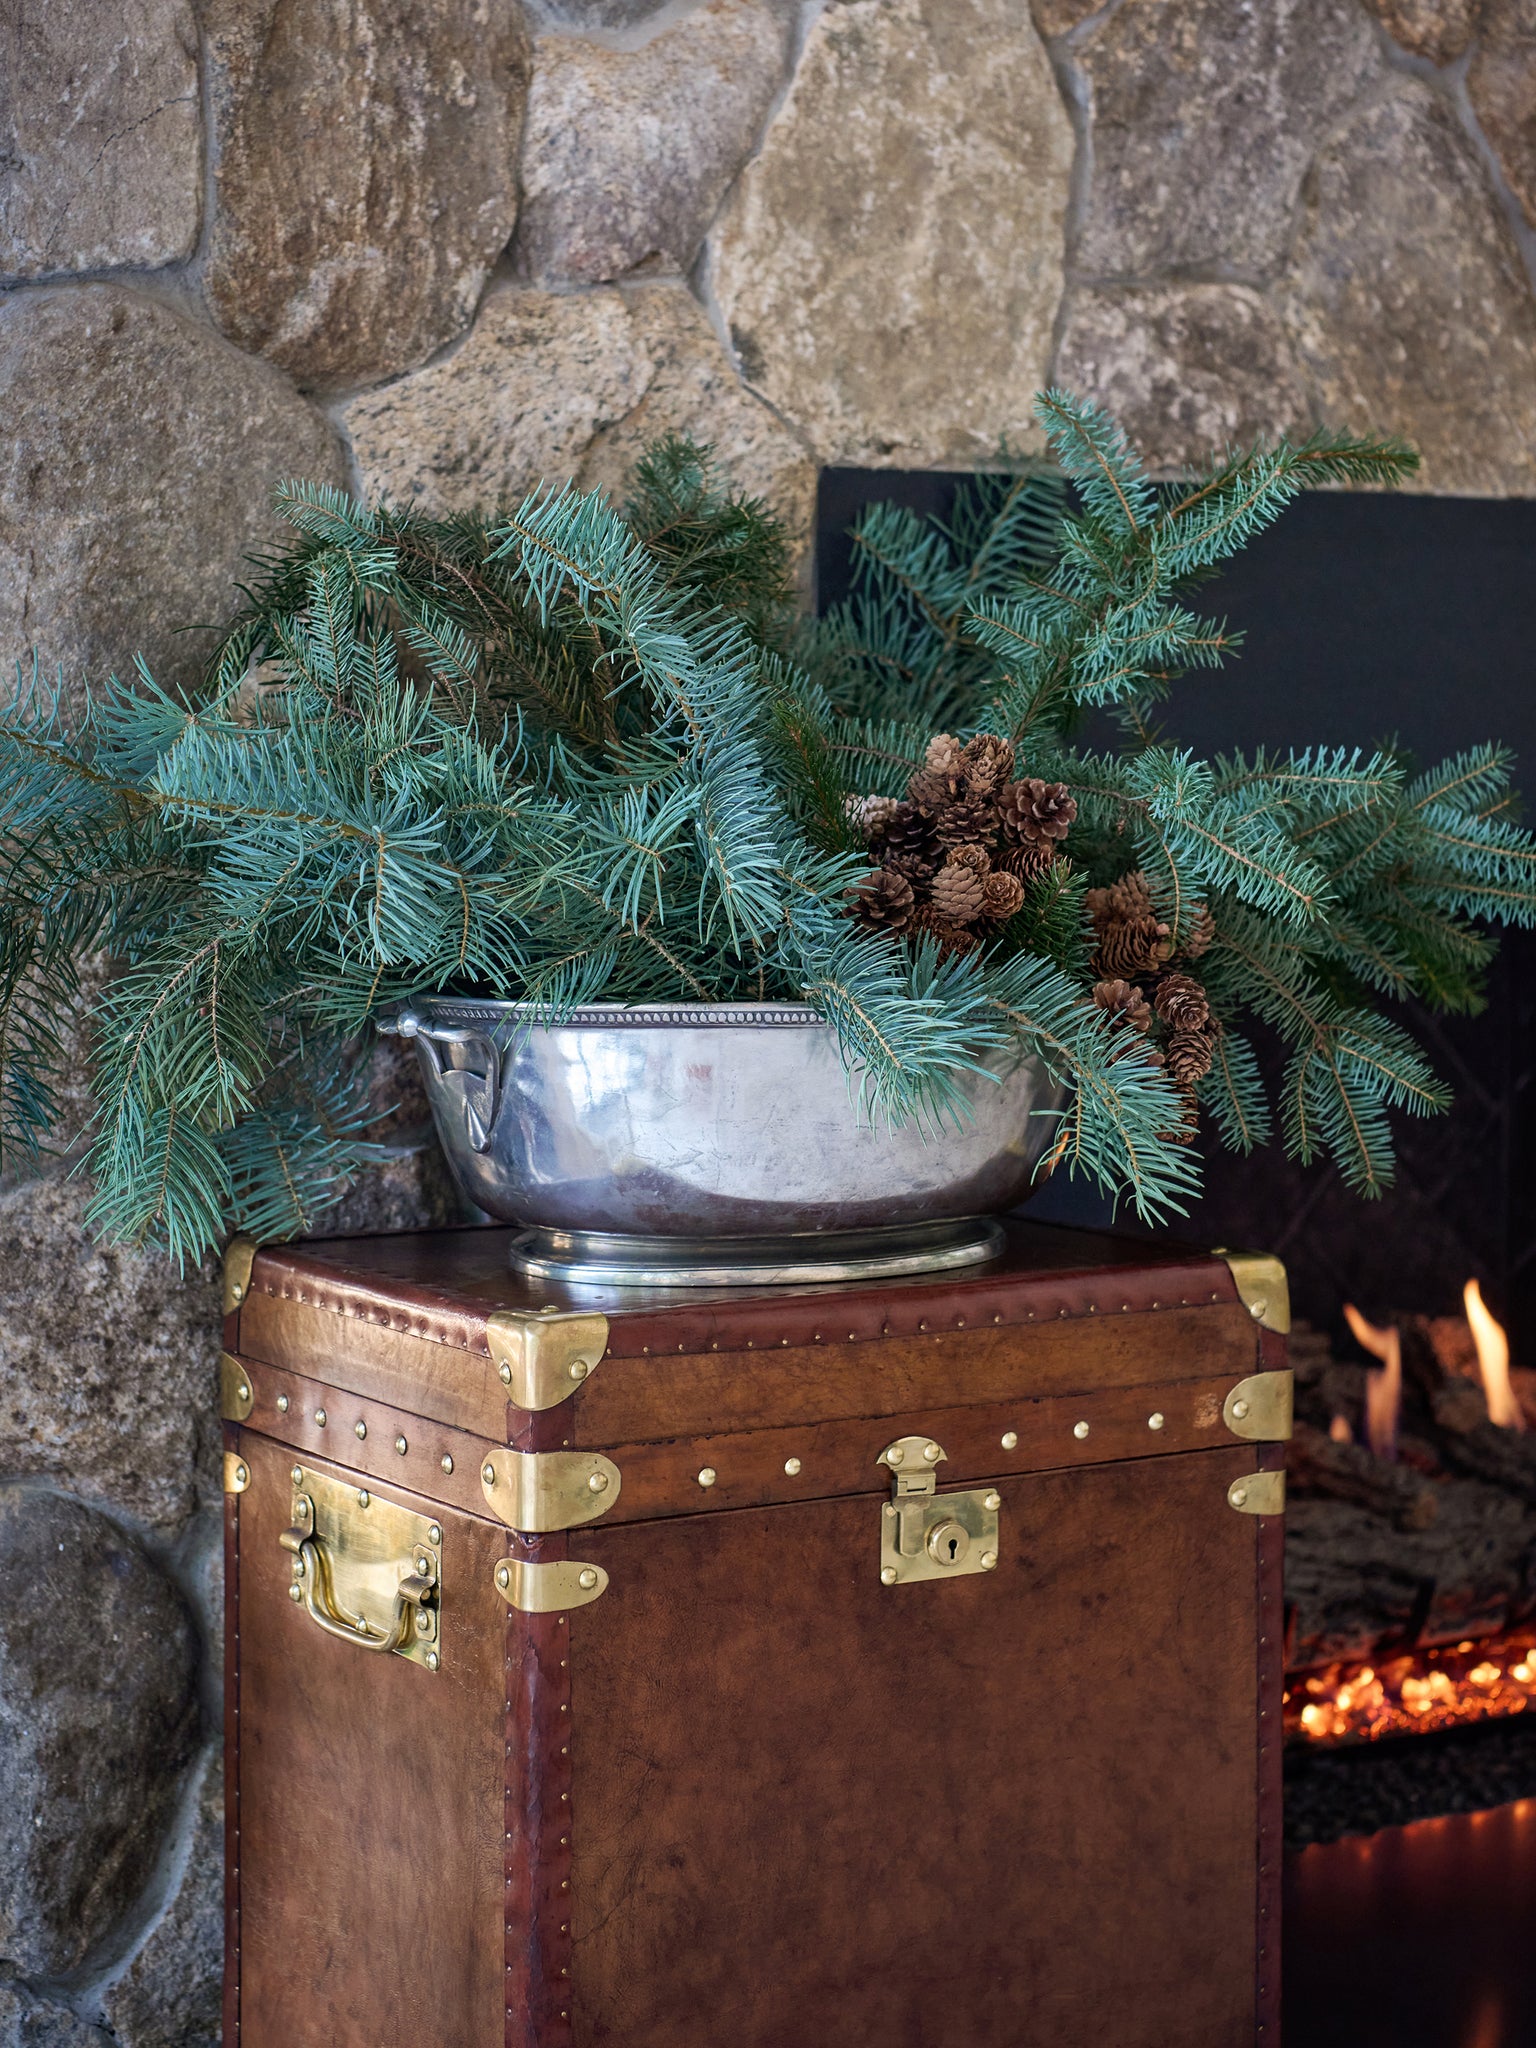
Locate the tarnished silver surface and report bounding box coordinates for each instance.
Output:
[384,999,1066,1256]
[510,1219,1006,1289]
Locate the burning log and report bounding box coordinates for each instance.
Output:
[1287,1420,1439,1531]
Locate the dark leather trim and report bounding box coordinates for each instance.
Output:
[505,1551,575,2047]
[223,1431,241,2048]
[1256,1332,1286,2044]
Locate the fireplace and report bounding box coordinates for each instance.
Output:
[820,470,1536,1797]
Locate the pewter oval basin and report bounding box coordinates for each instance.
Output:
[389,999,1066,1237]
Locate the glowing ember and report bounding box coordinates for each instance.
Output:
[1464,1279,1523,1430]
[1285,1635,1536,1744]
[1343,1301,1403,1459]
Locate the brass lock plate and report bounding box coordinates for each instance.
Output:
[880,1487,1001,1587]
[287,1466,444,1671]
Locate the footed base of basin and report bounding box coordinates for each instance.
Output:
[509,1217,1006,1288]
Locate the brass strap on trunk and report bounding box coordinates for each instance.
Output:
[479,1447,622,1533]
[493,1557,609,1613]
[1222,1370,1293,1442]
[1227,1470,1286,1516]
[223,1236,258,1317]
[1215,1249,1290,1334]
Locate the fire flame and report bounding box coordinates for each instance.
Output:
[1464,1279,1523,1431]
[1287,1635,1536,1744]
[1343,1302,1402,1459]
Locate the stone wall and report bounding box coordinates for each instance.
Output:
[3,0,1536,2038]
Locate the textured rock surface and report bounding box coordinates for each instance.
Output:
[0,286,343,695]
[1030,0,1102,31]
[0,0,201,281]
[0,1985,108,2047]
[530,0,671,26]
[1055,285,1311,470]
[0,1487,200,1976]
[203,0,530,389]
[710,0,1073,465]
[345,284,811,540]
[579,286,817,560]
[100,1750,222,2048]
[0,1176,221,1529]
[1469,1,1536,228]
[1280,83,1536,493]
[516,0,793,285]
[1359,0,1478,60]
[1075,0,1381,277]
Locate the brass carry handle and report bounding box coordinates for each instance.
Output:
[279,1523,436,1656]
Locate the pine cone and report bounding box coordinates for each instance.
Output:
[961,733,1015,793]
[995,842,1052,884]
[944,842,992,878]
[980,870,1026,923]
[1164,1027,1214,1088]
[1000,777,1078,846]
[1160,1090,1203,1145]
[933,794,1000,848]
[908,767,959,816]
[871,801,936,866]
[1181,904,1215,959]
[845,793,901,842]
[930,857,988,926]
[1092,978,1153,1034]
[923,733,964,778]
[910,906,980,958]
[1093,916,1172,980]
[847,866,916,934]
[1088,870,1156,925]
[1153,971,1210,1033]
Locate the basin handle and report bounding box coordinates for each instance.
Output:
[386,1012,500,1153]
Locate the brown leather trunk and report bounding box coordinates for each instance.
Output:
[220,1220,1287,2048]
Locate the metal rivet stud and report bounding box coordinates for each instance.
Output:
[483,1463,497,1486]
[587,1473,608,1494]
[1231,1484,1249,1508]
[357,1490,370,1507]
[578,1568,599,1590]
[880,1566,898,1586]
[499,1363,513,1385]
[1249,1299,1266,1320]
[234,1462,249,1487]
[784,1457,802,1476]
[497,1566,511,1589]
[570,1360,590,1382]
[428,1524,442,1544]
[983,1491,1002,1512]
[426,1652,439,1672]
[1233,1399,1251,1421]
[231,1284,244,1303]
[290,1466,303,1485]
[980,1551,998,1571]
[1001,1430,1018,1450]
[295,1499,309,1519]
[276,1394,290,1414]
[314,1409,327,1427]
[289,1584,303,1603]
[697,1467,717,1488]
[922,1442,941,1463]
[238,1381,251,1403]
[354,1420,367,1440]
[886,1446,905,1468]
[1073,1420,1090,1441]
[1148,1412,1166,1432]
[441,1454,455,1475]
[395,1435,408,1455]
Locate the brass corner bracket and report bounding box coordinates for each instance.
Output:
[479,1447,622,1534]
[1215,1250,1290,1335]
[223,1450,250,1494]
[223,1236,258,1317]
[1222,1370,1293,1443]
[220,1352,254,1423]
[486,1307,608,1412]
[1227,1470,1286,1517]
[494,1557,609,1614]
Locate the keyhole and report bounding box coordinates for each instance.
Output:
[947,1536,959,1560]
[925,1518,971,1567]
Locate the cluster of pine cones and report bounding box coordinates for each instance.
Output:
[846,733,1078,958]
[1087,870,1217,1125]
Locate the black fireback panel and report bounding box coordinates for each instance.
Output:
[816,474,1536,1353]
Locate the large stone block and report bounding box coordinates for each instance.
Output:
[1075,0,1381,278]
[0,285,344,696]
[100,1748,222,2048]
[203,0,530,390]
[515,0,794,286]
[1054,285,1312,471]
[0,1486,200,1977]
[708,0,1074,466]
[1470,1,1536,228]
[0,0,201,282]
[0,1176,221,1531]
[343,286,814,561]
[0,1986,108,2048]
[1360,0,1478,61]
[1279,82,1536,493]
